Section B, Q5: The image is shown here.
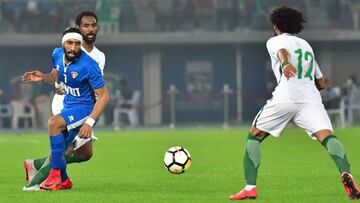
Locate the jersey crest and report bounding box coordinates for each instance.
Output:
[70,71,78,79]
[52,47,105,107]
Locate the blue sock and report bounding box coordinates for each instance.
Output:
[49,134,66,170]
[61,168,68,181]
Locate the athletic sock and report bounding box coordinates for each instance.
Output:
[321,135,351,174]
[27,158,51,186]
[243,133,261,185]
[61,168,68,181]
[49,135,66,170]
[26,150,82,186]
[33,157,48,170]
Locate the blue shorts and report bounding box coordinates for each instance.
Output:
[59,104,94,149]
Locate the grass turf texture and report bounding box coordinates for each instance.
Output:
[0,128,359,203]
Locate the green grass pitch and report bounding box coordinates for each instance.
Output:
[0,127,359,203]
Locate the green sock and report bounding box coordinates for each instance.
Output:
[65,151,83,164]
[321,135,350,174]
[27,151,84,186]
[27,158,51,186]
[33,157,48,170]
[243,134,261,185]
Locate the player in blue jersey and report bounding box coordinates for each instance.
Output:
[22,27,110,190]
[23,12,106,191]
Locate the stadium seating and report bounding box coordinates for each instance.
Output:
[327,98,346,128]
[113,90,141,130]
[10,100,37,129]
[0,104,12,128]
[347,87,360,125]
[34,95,51,128]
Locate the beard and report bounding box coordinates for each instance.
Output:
[84,33,97,44]
[64,50,81,61]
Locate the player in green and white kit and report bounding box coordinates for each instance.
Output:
[229,5,360,200]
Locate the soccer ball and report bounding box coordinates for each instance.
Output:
[163,146,192,174]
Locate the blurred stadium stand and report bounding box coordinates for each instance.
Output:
[1,0,360,129]
[0,0,356,33]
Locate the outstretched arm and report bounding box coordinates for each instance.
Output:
[78,86,110,138]
[22,69,58,84]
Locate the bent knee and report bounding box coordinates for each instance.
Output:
[48,116,57,129]
[48,116,66,133]
[48,117,67,136]
[314,129,333,143]
[78,152,93,162]
[249,126,269,141]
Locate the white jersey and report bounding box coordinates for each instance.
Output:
[253,33,333,137]
[81,45,106,75]
[266,33,323,104]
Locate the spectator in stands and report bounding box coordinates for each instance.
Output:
[0,0,355,33]
[192,0,215,31]
[119,0,138,32]
[248,0,270,30]
[233,0,250,31]
[118,78,133,109]
[96,0,120,34]
[172,0,195,31]
[10,0,27,32]
[133,0,157,32]
[39,1,60,33]
[154,0,174,31]
[1,0,12,23]
[23,0,43,33]
[321,79,342,109]
[329,0,353,29]
[350,0,360,29]
[214,0,234,31]
[342,75,359,98]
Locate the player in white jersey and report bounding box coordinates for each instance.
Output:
[229,5,360,200]
[23,11,106,191]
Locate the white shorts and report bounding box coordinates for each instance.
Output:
[52,93,97,149]
[51,93,65,115]
[252,101,333,139]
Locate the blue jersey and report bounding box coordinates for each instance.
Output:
[52,47,105,108]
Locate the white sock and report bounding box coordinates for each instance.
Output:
[245,185,256,191]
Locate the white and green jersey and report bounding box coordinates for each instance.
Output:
[266,33,323,104]
[81,45,106,76]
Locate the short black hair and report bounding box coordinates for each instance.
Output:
[75,11,98,26]
[62,26,82,36]
[269,5,305,34]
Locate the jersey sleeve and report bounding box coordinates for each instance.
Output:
[98,52,105,76]
[51,48,58,70]
[266,37,288,59]
[314,60,323,79]
[88,62,106,90]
